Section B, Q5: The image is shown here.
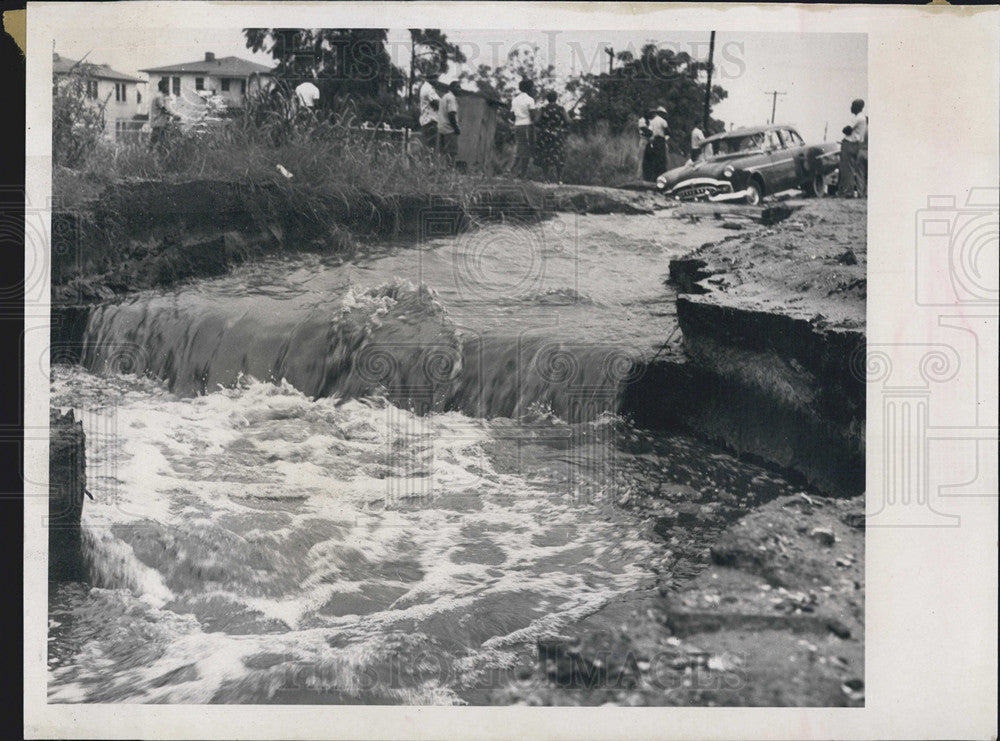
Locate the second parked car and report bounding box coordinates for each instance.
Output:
[656,125,840,205]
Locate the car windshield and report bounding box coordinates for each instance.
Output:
[700,133,766,159]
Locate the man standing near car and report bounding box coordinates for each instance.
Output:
[839,98,868,197]
[642,105,669,181]
[690,124,705,162]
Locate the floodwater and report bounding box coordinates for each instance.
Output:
[48,212,797,704]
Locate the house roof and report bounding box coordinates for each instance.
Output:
[52,53,142,83]
[140,55,273,77]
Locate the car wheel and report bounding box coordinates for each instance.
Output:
[805,172,828,197]
[744,179,763,206]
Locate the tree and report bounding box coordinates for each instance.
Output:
[244,28,406,114]
[459,44,557,102]
[52,59,110,168]
[407,29,466,103]
[575,43,728,150]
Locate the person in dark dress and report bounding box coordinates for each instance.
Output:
[533,91,570,182]
[641,105,669,182]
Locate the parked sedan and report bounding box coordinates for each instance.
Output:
[656,125,840,205]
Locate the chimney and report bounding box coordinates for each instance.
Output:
[205,52,215,62]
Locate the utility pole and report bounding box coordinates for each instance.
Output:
[764,90,786,124]
[605,46,615,75]
[702,31,715,132]
[823,121,828,141]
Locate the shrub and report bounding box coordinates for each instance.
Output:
[52,65,108,168]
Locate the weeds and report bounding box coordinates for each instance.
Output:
[53,88,503,239]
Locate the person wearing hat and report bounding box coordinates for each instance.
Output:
[642,105,670,181]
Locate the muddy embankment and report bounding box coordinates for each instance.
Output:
[626,199,867,498]
[49,409,88,582]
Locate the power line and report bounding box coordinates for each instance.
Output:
[764,90,786,124]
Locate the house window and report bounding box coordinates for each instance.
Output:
[171,76,180,95]
[240,79,246,95]
[195,77,204,91]
[115,83,127,102]
[220,78,230,92]
[86,80,98,99]
[136,89,142,104]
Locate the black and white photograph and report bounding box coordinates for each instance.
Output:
[18,2,997,739]
[44,23,868,707]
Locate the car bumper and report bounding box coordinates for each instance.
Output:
[658,177,748,202]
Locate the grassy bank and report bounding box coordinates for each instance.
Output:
[54,110,493,221]
[52,107,553,305]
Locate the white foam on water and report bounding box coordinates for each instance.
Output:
[50,366,661,704]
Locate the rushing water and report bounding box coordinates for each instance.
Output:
[49,212,799,704]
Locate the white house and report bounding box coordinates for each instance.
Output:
[140,52,274,111]
[52,53,145,141]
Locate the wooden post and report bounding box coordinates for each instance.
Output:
[702,31,715,132]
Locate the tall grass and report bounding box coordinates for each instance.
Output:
[490,121,644,187]
[561,122,643,187]
[53,92,496,228]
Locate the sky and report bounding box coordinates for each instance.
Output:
[54,28,866,142]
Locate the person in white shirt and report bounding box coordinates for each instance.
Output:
[844,99,867,143]
[149,77,180,151]
[642,106,670,181]
[507,78,537,178]
[418,72,441,149]
[690,125,705,162]
[839,98,868,197]
[294,79,320,110]
[436,80,462,162]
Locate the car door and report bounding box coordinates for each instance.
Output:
[764,129,798,191]
[737,133,777,192]
[782,128,811,186]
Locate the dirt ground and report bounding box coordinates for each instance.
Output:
[493,491,865,707]
[669,197,867,331]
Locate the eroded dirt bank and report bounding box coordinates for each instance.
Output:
[50,179,668,309]
[627,198,866,497]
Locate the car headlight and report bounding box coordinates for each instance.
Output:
[722,167,734,178]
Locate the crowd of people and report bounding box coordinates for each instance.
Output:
[154,69,869,200]
[417,73,571,181]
